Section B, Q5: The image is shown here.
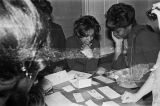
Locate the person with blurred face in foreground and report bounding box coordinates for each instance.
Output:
[0,0,46,106]
[121,2,160,106]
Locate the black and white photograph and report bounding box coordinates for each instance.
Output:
[0,0,160,106]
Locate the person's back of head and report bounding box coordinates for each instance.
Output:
[105,3,136,30]
[0,0,45,106]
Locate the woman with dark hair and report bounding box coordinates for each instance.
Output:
[0,0,46,106]
[66,15,106,74]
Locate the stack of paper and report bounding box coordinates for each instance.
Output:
[45,92,72,106]
[98,86,121,99]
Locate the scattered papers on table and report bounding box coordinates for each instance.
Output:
[68,70,92,79]
[98,86,121,99]
[85,100,98,106]
[92,80,100,85]
[87,89,104,100]
[102,101,120,106]
[73,93,85,102]
[70,79,92,88]
[45,92,72,106]
[45,70,74,86]
[94,76,115,84]
[62,85,75,92]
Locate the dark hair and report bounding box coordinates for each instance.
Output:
[0,0,44,106]
[105,3,136,30]
[74,15,101,40]
[31,0,53,15]
[0,0,42,81]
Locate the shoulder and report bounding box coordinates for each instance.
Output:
[134,25,160,46]
[135,25,159,40]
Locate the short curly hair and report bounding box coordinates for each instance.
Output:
[105,3,136,30]
[74,15,101,40]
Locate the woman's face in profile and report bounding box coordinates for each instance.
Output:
[80,29,94,45]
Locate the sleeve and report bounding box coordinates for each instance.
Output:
[111,53,127,70]
[98,53,114,70]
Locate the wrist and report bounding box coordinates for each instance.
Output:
[115,46,122,53]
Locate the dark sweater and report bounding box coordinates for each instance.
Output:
[66,36,100,73]
[112,25,160,86]
[113,25,160,69]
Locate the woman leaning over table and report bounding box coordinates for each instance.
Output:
[121,2,160,106]
[66,15,106,75]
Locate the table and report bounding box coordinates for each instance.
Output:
[43,75,152,106]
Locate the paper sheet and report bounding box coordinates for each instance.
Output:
[73,93,85,102]
[98,86,121,99]
[87,89,104,99]
[94,76,115,84]
[45,70,73,86]
[70,79,92,88]
[92,80,100,85]
[102,101,120,106]
[62,85,75,92]
[85,100,98,106]
[68,70,92,79]
[45,92,72,106]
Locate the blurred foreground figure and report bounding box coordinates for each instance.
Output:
[0,0,45,106]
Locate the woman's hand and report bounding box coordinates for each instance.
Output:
[96,67,106,75]
[121,91,140,103]
[112,32,123,47]
[112,32,123,60]
[81,44,93,58]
